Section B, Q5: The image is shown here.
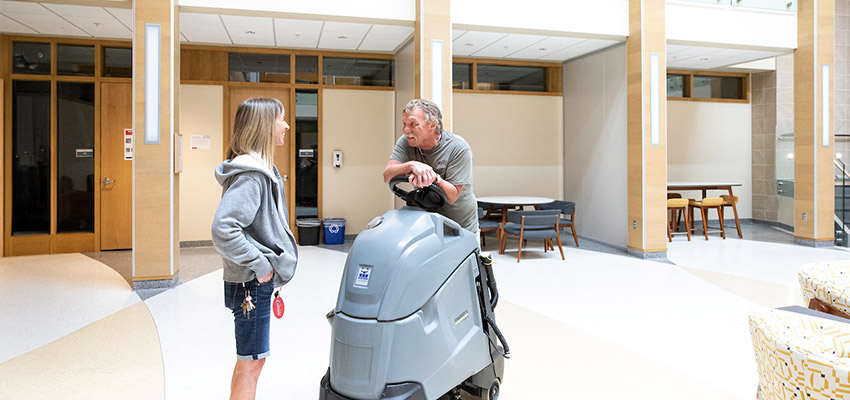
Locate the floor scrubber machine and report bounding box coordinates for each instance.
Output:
[319,176,509,400]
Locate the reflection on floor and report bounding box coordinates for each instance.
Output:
[2,222,849,399]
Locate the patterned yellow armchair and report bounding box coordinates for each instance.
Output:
[799,261,850,318]
[749,308,850,400]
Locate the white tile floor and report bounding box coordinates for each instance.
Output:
[1,229,848,399]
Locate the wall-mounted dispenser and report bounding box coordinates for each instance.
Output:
[333,150,343,168]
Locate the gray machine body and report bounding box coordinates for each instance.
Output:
[327,207,490,400]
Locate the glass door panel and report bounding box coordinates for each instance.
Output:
[57,82,95,233]
[295,90,318,219]
[11,80,51,235]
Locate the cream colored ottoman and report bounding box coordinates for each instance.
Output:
[799,261,850,318]
[749,308,850,400]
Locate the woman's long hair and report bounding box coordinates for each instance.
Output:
[227,97,284,172]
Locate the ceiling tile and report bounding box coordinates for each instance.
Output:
[104,7,133,28]
[666,45,725,64]
[358,24,413,52]
[275,18,322,48]
[221,15,274,46]
[453,31,506,56]
[472,33,547,58]
[506,36,584,59]
[318,21,370,50]
[452,30,466,41]
[1,1,88,36]
[0,13,36,34]
[43,4,130,39]
[180,13,231,44]
[539,39,620,61]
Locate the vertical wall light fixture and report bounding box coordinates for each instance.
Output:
[431,39,443,111]
[823,64,830,147]
[145,23,161,144]
[649,52,660,146]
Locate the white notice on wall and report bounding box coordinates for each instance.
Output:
[190,135,211,150]
[124,129,134,160]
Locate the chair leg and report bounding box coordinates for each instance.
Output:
[683,208,691,241]
[731,204,742,238]
[667,210,673,242]
[674,209,682,232]
[499,230,505,254]
[543,239,549,253]
[688,206,694,234]
[570,224,579,247]
[517,232,523,263]
[555,233,564,260]
[718,207,726,239]
[700,208,709,240]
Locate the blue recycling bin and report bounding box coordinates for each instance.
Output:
[323,218,346,244]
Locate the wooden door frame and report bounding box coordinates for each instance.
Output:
[1,34,131,256]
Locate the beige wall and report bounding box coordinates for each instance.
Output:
[394,40,415,209]
[322,89,395,234]
[563,44,628,248]
[667,100,753,219]
[395,39,415,138]
[178,84,224,241]
[453,93,563,200]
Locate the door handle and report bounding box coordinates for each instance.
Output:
[283,174,288,182]
[103,177,116,185]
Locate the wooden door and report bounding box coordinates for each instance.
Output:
[228,87,292,225]
[100,82,132,250]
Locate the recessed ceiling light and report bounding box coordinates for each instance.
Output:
[464,43,474,47]
[245,30,255,35]
[338,35,347,39]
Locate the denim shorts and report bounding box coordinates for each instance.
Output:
[224,279,274,360]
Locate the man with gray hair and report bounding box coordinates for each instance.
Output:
[383,99,479,234]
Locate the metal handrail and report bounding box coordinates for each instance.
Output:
[836,158,850,180]
[836,157,848,246]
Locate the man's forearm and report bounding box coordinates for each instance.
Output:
[383,161,410,183]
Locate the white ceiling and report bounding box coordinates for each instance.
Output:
[0,0,791,67]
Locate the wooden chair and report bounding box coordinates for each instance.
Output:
[538,200,579,247]
[667,192,683,232]
[667,198,690,242]
[499,210,564,262]
[720,194,742,238]
[688,197,726,240]
[477,207,501,247]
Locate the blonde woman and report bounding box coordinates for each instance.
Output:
[212,97,298,400]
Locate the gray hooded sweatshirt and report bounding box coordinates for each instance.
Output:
[212,154,298,287]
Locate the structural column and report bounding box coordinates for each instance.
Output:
[627,0,667,258]
[414,0,452,130]
[794,0,834,247]
[132,0,180,288]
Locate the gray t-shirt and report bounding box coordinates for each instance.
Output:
[391,130,479,234]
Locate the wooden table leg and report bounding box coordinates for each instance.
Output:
[499,207,508,254]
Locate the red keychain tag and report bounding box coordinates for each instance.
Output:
[273,291,285,319]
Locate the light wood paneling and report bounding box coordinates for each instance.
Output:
[52,233,95,253]
[133,0,179,279]
[627,0,667,254]
[415,0,452,131]
[795,0,834,242]
[0,78,3,257]
[180,48,227,82]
